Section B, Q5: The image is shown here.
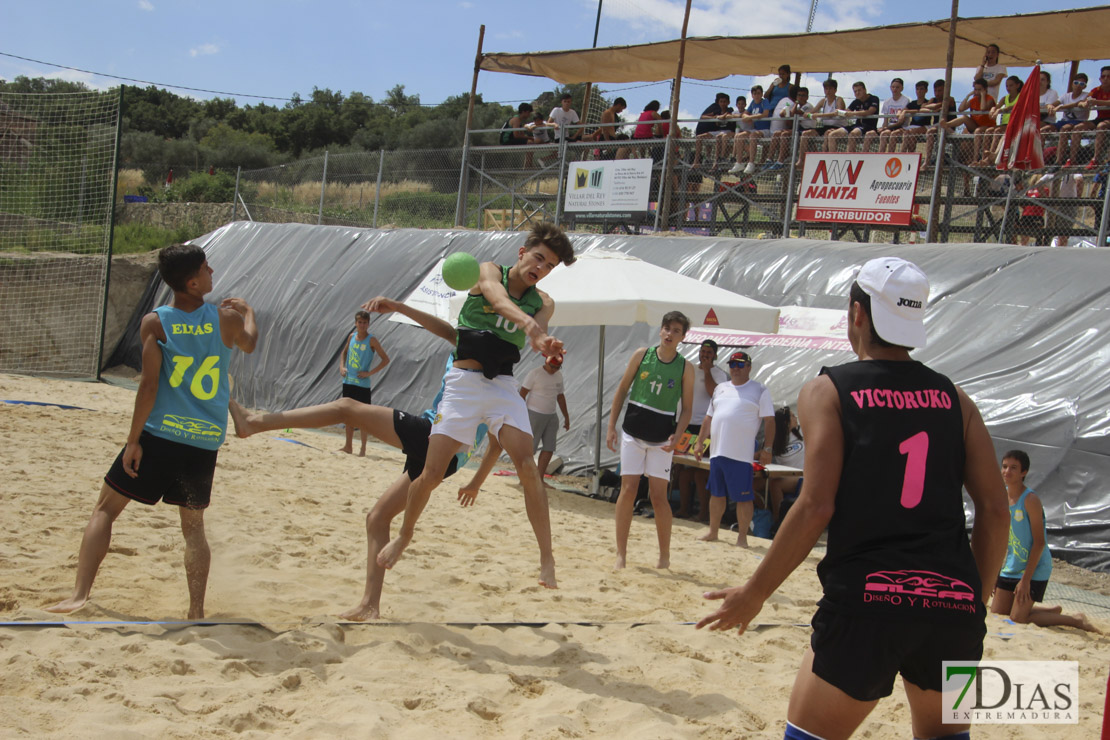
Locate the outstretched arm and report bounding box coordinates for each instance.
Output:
[606,349,647,452]
[361,296,456,346]
[666,361,696,452]
[458,432,502,507]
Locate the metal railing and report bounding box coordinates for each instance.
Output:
[220,118,1110,246]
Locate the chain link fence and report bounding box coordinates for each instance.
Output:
[215,122,1110,247]
[233,148,471,229]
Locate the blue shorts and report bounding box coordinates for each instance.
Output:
[708,456,754,502]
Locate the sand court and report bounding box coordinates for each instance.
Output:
[2,372,1107,738]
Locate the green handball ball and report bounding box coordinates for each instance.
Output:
[442,252,481,291]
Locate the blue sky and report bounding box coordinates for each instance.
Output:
[4,0,1108,125]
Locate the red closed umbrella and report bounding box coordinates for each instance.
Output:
[997,64,1044,171]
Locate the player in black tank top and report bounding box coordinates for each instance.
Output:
[696,258,1010,740]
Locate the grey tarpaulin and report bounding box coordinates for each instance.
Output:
[118,222,1110,571]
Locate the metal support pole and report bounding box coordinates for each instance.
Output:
[373,148,384,228]
[232,166,241,221]
[927,0,959,243]
[660,0,693,232]
[999,174,1016,243]
[456,24,485,226]
[554,136,569,224]
[655,134,671,231]
[78,154,87,226]
[782,123,802,237]
[924,127,948,242]
[592,325,606,494]
[318,150,328,225]
[96,85,125,381]
[1097,175,1110,247]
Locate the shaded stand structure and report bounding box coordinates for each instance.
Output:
[456,6,1110,244]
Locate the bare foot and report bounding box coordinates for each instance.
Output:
[228,399,256,439]
[376,535,410,569]
[614,554,626,570]
[699,531,719,542]
[188,606,204,620]
[734,535,749,548]
[44,595,88,614]
[338,603,381,621]
[656,557,670,569]
[358,449,366,458]
[539,561,558,589]
[339,446,352,454]
[1075,613,1101,634]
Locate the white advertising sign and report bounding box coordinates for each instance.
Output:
[563,158,652,214]
[797,153,921,226]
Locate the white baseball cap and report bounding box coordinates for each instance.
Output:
[855,257,929,348]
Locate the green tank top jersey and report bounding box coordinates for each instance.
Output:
[457,265,543,350]
[622,346,686,444]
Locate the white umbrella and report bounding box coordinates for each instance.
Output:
[394,249,781,487]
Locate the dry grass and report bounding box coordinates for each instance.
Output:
[116,169,147,200]
[252,179,435,210]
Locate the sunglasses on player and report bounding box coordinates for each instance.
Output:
[728,360,747,368]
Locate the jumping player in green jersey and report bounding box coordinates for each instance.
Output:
[606,311,696,570]
[375,222,575,590]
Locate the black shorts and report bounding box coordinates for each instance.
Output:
[341,383,373,405]
[1015,215,1044,232]
[392,409,460,481]
[809,607,986,702]
[995,576,1048,602]
[104,431,218,509]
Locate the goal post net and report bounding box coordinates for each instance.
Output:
[0,87,122,378]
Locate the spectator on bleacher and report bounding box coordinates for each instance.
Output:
[826,81,879,154]
[1047,73,1090,166]
[866,78,911,153]
[766,64,793,109]
[546,93,581,144]
[501,103,538,146]
[937,77,995,163]
[500,102,540,167]
[796,78,848,166]
[975,43,1007,100]
[694,92,734,167]
[898,80,933,154]
[631,100,664,162]
[976,75,1023,167]
[1015,179,1048,246]
[585,97,627,158]
[764,84,801,169]
[728,85,773,175]
[922,79,958,164]
[1078,66,1110,170]
[1037,71,1060,128]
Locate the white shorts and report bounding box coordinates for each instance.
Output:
[431,367,532,445]
[619,431,673,481]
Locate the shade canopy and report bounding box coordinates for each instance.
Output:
[540,250,779,330]
[479,6,1109,84]
[395,249,780,332]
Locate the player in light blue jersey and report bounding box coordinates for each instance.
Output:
[47,244,258,619]
[228,297,504,621]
